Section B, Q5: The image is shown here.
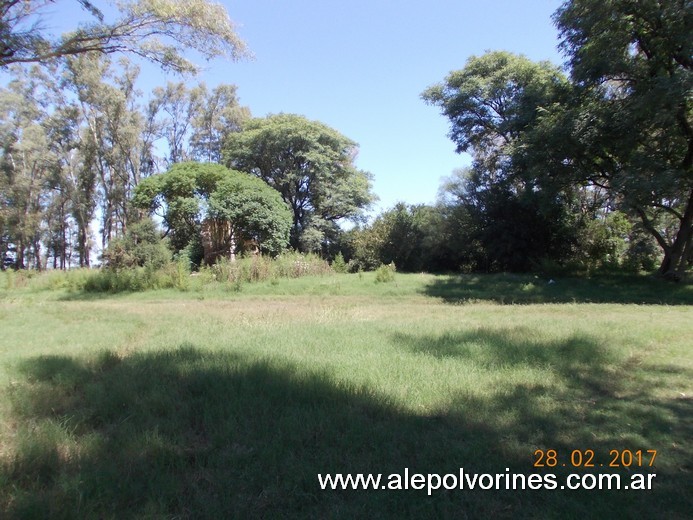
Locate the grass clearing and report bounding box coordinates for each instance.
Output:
[0,272,691,518]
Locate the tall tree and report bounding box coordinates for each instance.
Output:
[0,0,249,72]
[152,82,249,166]
[422,51,570,180]
[422,52,579,271]
[189,83,250,163]
[0,66,54,269]
[63,53,155,249]
[223,114,376,250]
[552,0,692,279]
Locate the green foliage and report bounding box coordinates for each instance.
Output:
[422,51,569,159]
[134,162,291,261]
[374,262,396,283]
[223,114,376,250]
[209,174,292,256]
[422,53,583,273]
[0,0,250,73]
[101,218,171,271]
[575,211,631,271]
[331,252,347,274]
[551,0,693,279]
[346,203,445,273]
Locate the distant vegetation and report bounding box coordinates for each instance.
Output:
[1,0,689,281]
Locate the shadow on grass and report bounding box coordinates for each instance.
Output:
[1,342,691,519]
[394,327,692,516]
[422,273,693,305]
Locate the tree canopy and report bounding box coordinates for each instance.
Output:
[223,114,376,251]
[0,0,250,73]
[133,162,291,263]
[422,52,580,272]
[422,0,692,279]
[551,0,692,279]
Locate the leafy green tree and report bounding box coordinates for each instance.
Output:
[0,0,249,73]
[345,203,448,273]
[552,0,692,279]
[133,162,291,264]
[422,51,570,179]
[223,114,376,250]
[422,52,580,272]
[208,174,292,257]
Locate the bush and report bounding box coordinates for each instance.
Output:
[331,252,347,274]
[101,218,170,271]
[274,252,332,278]
[375,262,396,283]
[204,252,332,290]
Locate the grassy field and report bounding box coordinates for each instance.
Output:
[0,271,691,518]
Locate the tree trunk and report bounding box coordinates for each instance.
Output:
[658,189,693,281]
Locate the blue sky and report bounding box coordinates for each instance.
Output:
[20,0,566,214]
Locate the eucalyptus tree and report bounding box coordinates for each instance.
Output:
[189,84,250,163]
[0,0,249,72]
[63,53,156,249]
[152,82,249,166]
[0,66,55,269]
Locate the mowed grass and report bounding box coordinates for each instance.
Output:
[0,272,691,519]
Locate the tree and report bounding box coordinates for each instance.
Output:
[189,84,250,163]
[133,162,291,265]
[422,51,571,179]
[0,66,55,269]
[152,81,249,166]
[552,0,692,279]
[0,0,249,73]
[101,217,170,270]
[63,53,156,249]
[223,114,376,250]
[422,52,579,272]
[208,173,292,257]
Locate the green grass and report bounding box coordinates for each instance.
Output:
[0,272,691,518]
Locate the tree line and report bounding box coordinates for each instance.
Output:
[416,0,691,280]
[0,0,690,279]
[337,0,691,280]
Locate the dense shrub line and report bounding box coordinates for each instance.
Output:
[0,253,335,294]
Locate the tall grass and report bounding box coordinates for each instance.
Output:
[209,252,332,286]
[0,253,334,295]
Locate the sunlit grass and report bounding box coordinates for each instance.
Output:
[0,272,691,518]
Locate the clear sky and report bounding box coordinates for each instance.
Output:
[13,0,567,215]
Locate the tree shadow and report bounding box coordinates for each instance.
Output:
[1,343,691,519]
[394,327,692,516]
[422,273,693,305]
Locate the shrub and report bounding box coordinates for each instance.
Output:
[375,262,396,283]
[102,218,170,271]
[275,252,332,278]
[331,252,347,274]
